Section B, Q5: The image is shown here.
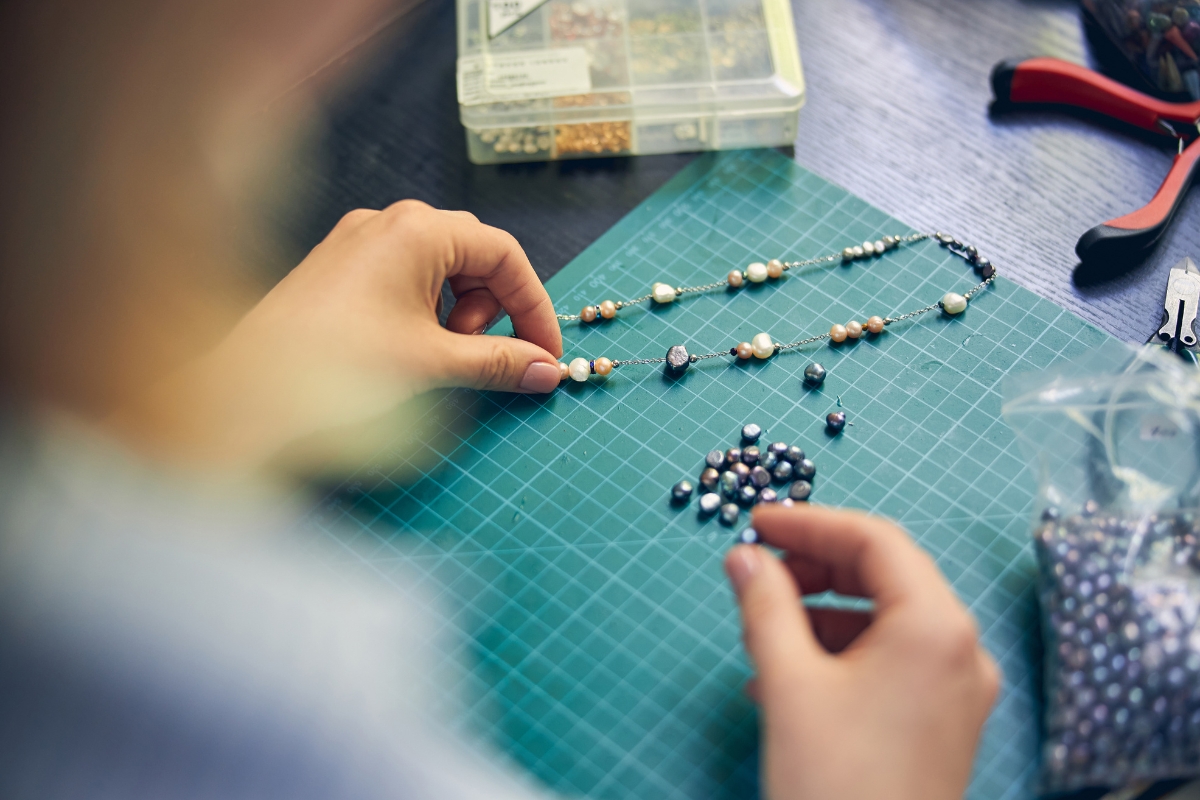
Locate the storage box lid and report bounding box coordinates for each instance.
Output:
[456,0,805,127]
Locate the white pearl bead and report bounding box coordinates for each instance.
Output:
[568,357,591,382]
[862,241,875,256]
[941,292,968,315]
[746,262,769,283]
[652,283,677,304]
[751,332,774,359]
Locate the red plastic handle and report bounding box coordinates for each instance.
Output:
[1009,57,1200,133]
[1107,136,1200,230]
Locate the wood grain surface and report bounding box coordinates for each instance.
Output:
[276,0,1200,344]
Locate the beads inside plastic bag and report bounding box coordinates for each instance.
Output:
[1035,506,1200,792]
[1084,0,1200,98]
[1003,343,1200,791]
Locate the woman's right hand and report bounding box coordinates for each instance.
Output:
[725,504,1001,800]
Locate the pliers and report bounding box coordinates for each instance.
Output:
[991,57,1200,273]
[1157,256,1200,354]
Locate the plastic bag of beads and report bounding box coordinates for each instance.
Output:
[1083,0,1200,99]
[1003,342,1200,793]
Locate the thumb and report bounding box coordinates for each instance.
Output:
[433,329,562,394]
[725,545,822,693]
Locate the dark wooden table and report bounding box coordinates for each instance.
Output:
[278,0,1200,345]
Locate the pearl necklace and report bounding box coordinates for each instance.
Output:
[554,232,998,383]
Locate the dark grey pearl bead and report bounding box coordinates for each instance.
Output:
[750,466,771,488]
[699,468,720,491]
[738,485,758,506]
[826,411,846,434]
[731,462,751,484]
[772,461,793,482]
[803,362,827,387]
[741,423,762,442]
[788,480,813,501]
[738,527,759,544]
[719,503,740,526]
[741,446,760,466]
[796,458,817,480]
[719,471,740,498]
[758,488,778,503]
[768,442,788,457]
[706,449,726,470]
[665,345,690,373]
[671,480,693,503]
[760,451,778,471]
[698,492,721,515]
[785,445,804,463]
[725,448,742,466]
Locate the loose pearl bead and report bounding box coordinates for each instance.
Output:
[751,332,774,359]
[736,342,753,359]
[842,247,855,262]
[580,305,597,322]
[766,259,784,278]
[862,241,875,256]
[558,362,570,381]
[568,357,591,382]
[652,283,677,304]
[845,320,863,339]
[941,292,968,315]
[830,324,848,343]
[727,270,744,288]
[851,245,864,258]
[594,357,613,376]
[599,300,617,319]
[866,315,885,334]
[873,240,885,254]
[746,262,769,283]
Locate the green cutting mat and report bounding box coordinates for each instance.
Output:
[304,149,1114,799]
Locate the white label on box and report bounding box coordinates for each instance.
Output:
[456,47,591,106]
[488,0,551,38]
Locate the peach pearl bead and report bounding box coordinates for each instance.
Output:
[867,316,885,334]
[736,342,754,359]
[766,259,784,278]
[580,305,597,322]
[599,300,617,319]
[558,362,570,381]
[594,357,613,376]
[727,270,744,288]
[845,320,863,339]
[830,324,848,343]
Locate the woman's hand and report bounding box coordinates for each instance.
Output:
[725,504,1001,800]
[112,201,564,466]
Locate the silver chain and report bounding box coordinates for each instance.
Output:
[551,232,999,375]
[556,232,932,321]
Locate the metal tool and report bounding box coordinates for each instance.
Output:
[1158,257,1200,353]
[992,57,1200,274]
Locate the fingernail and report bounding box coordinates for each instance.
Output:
[519,362,560,393]
[725,546,760,595]
[471,327,485,335]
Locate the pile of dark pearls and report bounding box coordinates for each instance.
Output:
[1036,506,1200,792]
[670,423,817,529]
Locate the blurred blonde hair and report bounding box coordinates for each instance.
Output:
[0,0,392,418]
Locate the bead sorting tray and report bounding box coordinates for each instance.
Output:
[302,149,1114,799]
[455,0,805,163]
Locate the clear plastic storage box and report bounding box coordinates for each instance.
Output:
[456,0,805,163]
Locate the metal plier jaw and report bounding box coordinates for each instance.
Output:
[1159,258,1200,350]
